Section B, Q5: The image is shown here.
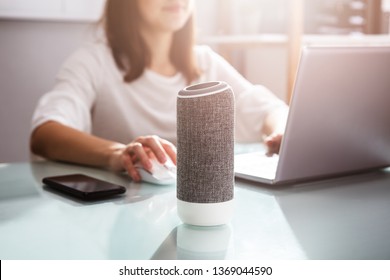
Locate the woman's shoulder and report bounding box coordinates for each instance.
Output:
[55,40,119,89]
[194,44,218,59]
[194,44,223,70]
[62,40,112,69]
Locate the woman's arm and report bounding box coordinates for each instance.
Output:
[30,121,176,182]
[31,121,124,169]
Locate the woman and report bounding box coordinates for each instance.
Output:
[30,0,288,182]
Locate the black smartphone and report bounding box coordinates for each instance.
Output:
[42,174,126,200]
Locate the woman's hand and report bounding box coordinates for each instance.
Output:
[108,135,177,182]
[264,133,283,156]
[263,107,288,156]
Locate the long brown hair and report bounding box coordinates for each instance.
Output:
[102,0,200,85]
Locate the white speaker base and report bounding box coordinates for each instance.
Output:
[177,199,234,226]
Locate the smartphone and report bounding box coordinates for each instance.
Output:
[42,174,126,200]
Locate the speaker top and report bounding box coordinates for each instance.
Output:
[178,81,231,99]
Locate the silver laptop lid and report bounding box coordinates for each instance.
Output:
[276,46,390,183]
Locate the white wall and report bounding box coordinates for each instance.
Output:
[0,20,95,162]
[0,0,104,21]
[0,0,105,162]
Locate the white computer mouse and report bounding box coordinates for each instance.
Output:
[135,158,176,185]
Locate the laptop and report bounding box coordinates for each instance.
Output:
[235,45,390,184]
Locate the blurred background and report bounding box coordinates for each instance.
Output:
[1,0,390,163]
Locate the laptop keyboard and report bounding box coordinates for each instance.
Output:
[234,152,279,180]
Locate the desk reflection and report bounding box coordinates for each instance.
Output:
[152,224,232,260]
[275,168,390,259]
[1,159,390,259]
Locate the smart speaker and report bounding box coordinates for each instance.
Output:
[177,81,234,226]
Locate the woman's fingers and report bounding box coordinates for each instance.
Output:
[264,133,283,156]
[161,139,177,165]
[121,135,177,181]
[136,135,168,163]
[122,152,140,182]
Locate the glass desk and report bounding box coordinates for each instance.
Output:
[1,156,390,260]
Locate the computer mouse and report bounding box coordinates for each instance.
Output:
[135,158,177,185]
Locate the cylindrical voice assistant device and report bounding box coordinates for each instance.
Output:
[177,81,235,226]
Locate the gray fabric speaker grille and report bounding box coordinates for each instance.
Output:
[177,82,235,203]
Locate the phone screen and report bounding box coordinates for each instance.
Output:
[42,174,126,200]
